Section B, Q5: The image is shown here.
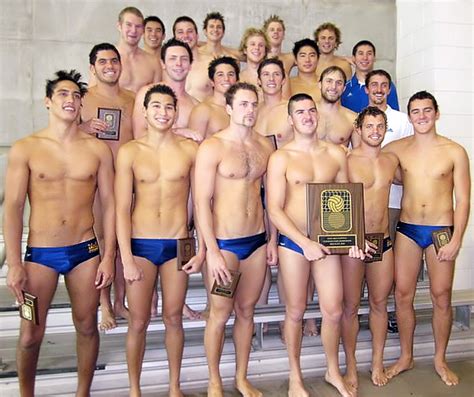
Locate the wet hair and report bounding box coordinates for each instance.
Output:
[203,11,225,31]
[407,90,439,114]
[319,65,347,85]
[287,93,315,115]
[160,38,193,64]
[365,69,392,87]
[143,84,177,109]
[292,38,319,58]
[208,56,240,81]
[314,22,342,48]
[263,15,285,32]
[238,28,270,59]
[257,57,285,79]
[224,82,258,107]
[45,69,87,99]
[118,6,144,24]
[172,16,198,36]
[144,15,165,34]
[352,40,376,56]
[89,43,121,65]
[354,106,387,130]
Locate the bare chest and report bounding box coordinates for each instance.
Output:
[217,145,267,180]
[133,149,192,184]
[286,152,340,185]
[120,56,155,92]
[317,112,353,145]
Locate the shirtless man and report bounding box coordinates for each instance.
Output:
[188,56,239,139]
[116,84,204,397]
[198,12,241,59]
[267,93,360,397]
[314,22,352,82]
[114,7,161,93]
[263,15,295,77]
[142,16,166,60]
[384,91,470,386]
[341,106,399,389]
[289,38,321,104]
[81,43,135,330]
[255,58,293,147]
[195,82,276,397]
[4,70,115,397]
[317,66,359,147]
[133,38,198,138]
[173,16,214,101]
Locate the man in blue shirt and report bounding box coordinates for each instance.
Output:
[341,40,399,112]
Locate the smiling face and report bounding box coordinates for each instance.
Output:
[288,98,318,136]
[353,44,375,74]
[408,98,439,135]
[90,49,121,85]
[366,74,390,106]
[266,21,285,47]
[295,45,318,74]
[212,63,238,94]
[174,21,198,49]
[316,28,338,54]
[204,18,225,43]
[319,69,345,103]
[144,92,177,131]
[162,45,191,82]
[245,34,267,64]
[258,63,285,95]
[144,20,165,50]
[45,80,82,122]
[358,114,386,147]
[118,12,144,46]
[227,88,259,128]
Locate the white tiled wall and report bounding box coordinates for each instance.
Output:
[396,0,473,290]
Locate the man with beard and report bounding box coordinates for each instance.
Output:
[317,66,359,147]
[289,38,321,104]
[81,43,135,330]
[189,56,239,139]
[195,82,276,397]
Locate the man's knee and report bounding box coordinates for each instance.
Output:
[162,310,183,329]
[18,326,45,351]
[285,302,306,323]
[209,303,233,326]
[343,300,360,318]
[75,316,99,337]
[369,295,388,314]
[430,288,452,312]
[128,315,150,334]
[320,303,343,324]
[234,302,255,321]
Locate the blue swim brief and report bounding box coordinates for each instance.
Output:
[396,221,453,249]
[131,238,177,266]
[216,232,266,260]
[382,236,393,253]
[24,237,100,275]
[278,234,304,256]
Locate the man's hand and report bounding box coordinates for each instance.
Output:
[6,264,27,303]
[123,259,144,284]
[80,118,108,135]
[182,252,205,274]
[173,127,204,143]
[266,239,278,266]
[207,250,232,285]
[302,240,331,261]
[437,238,461,262]
[95,257,115,289]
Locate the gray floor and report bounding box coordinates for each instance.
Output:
[143,359,474,397]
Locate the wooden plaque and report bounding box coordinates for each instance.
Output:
[211,270,241,299]
[177,237,196,270]
[19,291,39,325]
[364,232,384,263]
[432,227,452,255]
[307,183,365,254]
[97,107,121,140]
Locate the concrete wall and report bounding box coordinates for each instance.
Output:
[0,0,396,147]
[396,0,473,290]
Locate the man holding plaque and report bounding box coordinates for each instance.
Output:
[341,106,399,388]
[4,70,116,397]
[195,82,276,397]
[267,93,362,397]
[115,84,205,396]
[384,91,470,386]
[82,42,135,330]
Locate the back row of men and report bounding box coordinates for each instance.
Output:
[4,5,470,397]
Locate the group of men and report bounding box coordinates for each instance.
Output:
[4,6,470,397]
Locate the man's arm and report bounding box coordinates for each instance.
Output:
[3,142,29,302]
[95,143,116,288]
[334,146,350,183]
[188,103,210,140]
[132,85,148,139]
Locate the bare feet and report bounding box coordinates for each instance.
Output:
[370,365,389,387]
[99,304,116,331]
[385,357,414,379]
[169,384,185,397]
[303,318,318,337]
[208,380,224,397]
[183,303,202,320]
[235,378,263,397]
[325,371,356,397]
[434,361,459,386]
[344,364,358,390]
[288,377,309,397]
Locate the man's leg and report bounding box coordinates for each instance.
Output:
[278,247,310,397]
[303,278,318,337]
[340,255,365,390]
[17,262,59,397]
[386,233,423,379]
[65,255,101,397]
[365,250,394,386]
[425,247,458,386]
[204,251,237,397]
[233,245,267,397]
[255,266,272,333]
[124,256,157,397]
[387,208,400,334]
[312,255,354,397]
[159,258,189,396]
